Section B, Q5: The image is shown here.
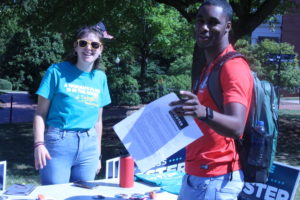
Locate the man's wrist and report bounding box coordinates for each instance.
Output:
[199,107,214,121]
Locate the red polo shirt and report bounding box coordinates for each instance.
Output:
[185,45,253,177]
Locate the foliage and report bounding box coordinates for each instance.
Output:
[159,74,191,95]
[0,3,20,64]
[0,30,64,93]
[235,39,300,88]
[146,4,193,57]
[168,54,193,75]
[105,1,193,86]
[20,0,194,96]
[98,1,194,105]
[137,74,162,104]
[154,0,297,43]
[136,73,191,104]
[0,79,12,90]
[0,0,298,106]
[108,74,141,106]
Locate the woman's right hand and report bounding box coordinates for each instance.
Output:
[33,96,51,170]
[34,145,51,170]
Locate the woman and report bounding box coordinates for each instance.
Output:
[33,23,111,185]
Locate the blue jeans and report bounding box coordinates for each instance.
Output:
[178,170,244,200]
[40,127,100,185]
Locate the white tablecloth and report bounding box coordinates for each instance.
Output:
[1,179,178,200]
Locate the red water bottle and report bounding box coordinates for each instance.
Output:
[119,155,134,188]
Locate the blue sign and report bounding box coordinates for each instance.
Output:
[267,54,295,63]
[140,148,186,174]
[239,162,300,200]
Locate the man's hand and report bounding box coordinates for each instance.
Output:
[170,90,206,119]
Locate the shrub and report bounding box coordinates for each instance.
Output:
[168,54,192,75]
[157,74,191,95]
[0,79,12,90]
[0,29,64,93]
[235,39,300,88]
[109,74,141,106]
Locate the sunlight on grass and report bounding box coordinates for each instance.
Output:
[6,172,39,186]
[281,97,299,101]
[279,109,300,116]
[279,109,300,123]
[14,163,33,170]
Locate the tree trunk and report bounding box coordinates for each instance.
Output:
[139,44,148,89]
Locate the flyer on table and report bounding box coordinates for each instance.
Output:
[113,92,203,172]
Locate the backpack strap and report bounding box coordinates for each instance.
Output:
[207,51,246,112]
[191,45,207,92]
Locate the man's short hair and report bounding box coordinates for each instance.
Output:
[199,0,233,21]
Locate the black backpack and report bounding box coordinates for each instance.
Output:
[193,51,279,183]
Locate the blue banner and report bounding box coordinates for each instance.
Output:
[239,162,300,200]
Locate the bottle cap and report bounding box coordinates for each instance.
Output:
[256,121,264,126]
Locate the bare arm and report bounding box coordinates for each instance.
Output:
[170,90,247,139]
[94,107,103,174]
[33,95,51,170]
[204,102,247,138]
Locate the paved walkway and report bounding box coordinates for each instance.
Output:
[0,92,138,124]
[0,92,299,124]
[0,91,36,124]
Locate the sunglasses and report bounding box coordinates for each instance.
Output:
[77,39,102,50]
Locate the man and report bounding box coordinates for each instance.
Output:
[170,0,253,199]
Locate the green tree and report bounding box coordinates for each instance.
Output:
[103,1,193,89]
[235,39,300,88]
[11,0,193,102]
[155,0,298,86]
[0,30,64,93]
[154,0,296,43]
[1,0,297,105]
[0,1,22,63]
[109,74,141,106]
[158,74,191,94]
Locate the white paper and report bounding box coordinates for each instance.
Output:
[113,92,203,173]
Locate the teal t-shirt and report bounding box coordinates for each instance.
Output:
[36,61,111,130]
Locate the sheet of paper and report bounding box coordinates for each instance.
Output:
[113,92,203,173]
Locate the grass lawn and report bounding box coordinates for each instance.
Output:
[0,109,299,199]
[281,97,299,101]
[0,123,39,186]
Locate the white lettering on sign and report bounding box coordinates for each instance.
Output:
[276,189,289,200]
[243,183,289,200]
[265,185,277,199]
[144,161,185,175]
